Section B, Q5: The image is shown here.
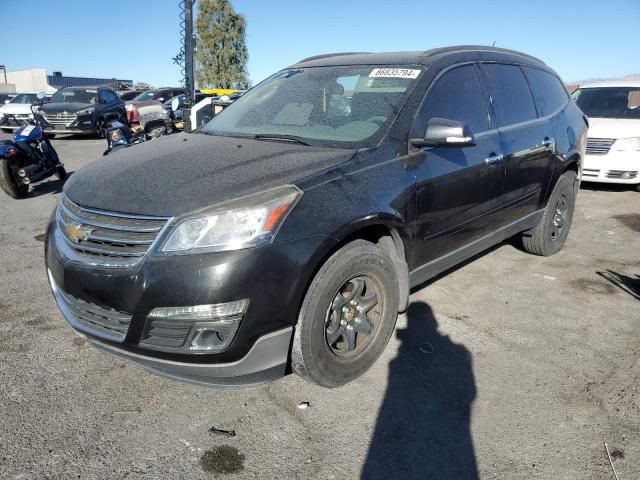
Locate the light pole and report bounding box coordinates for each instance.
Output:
[0,65,7,85]
[183,1,196,132]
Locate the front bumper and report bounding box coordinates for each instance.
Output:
[582,152,640,184]
[45,218,332,387]
[41,125,95,135]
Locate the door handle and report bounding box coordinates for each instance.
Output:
[542,137,554,148]
[485,153,504,166]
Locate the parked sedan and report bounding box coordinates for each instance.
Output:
[0,92,44,132]
[38,87,126,137]
[126,88,184,124]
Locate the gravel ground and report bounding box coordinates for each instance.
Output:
[0,132,638,480]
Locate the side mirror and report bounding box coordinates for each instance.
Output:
[36,91,46,100]
[411,117,475,148]
[171,97,180,112]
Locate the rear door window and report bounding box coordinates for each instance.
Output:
[522,67,569,116]
[480,63,538,127]
[419,65,490,134]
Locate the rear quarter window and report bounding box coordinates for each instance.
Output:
[523,67,569,116]
[480,63,538,127]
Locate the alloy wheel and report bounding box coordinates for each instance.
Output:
[325,275,383,358]
[551,194,569,241]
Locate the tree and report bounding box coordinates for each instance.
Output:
[195,0,248,89]
[134,81,152,90]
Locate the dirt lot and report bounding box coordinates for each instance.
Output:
[0,132,638,479]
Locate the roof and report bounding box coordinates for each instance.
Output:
[291,46,547,69]
[578,79,640,89]
[47,74,132,89]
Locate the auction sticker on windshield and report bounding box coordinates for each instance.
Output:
[369,68,421,79]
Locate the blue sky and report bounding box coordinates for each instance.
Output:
[1,0,638,87]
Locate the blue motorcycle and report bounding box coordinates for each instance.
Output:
[0,93,66,198]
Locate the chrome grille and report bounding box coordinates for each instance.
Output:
[42,112,77,127]
[48,271,132,342]
[582,168,600,178]
[586,137,615,155]
[56,196,171,267]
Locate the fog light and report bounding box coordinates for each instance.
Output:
[146,299,248,353]
[622,171,632,179]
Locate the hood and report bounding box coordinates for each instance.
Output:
[0,103,33,115]
[64,132,356,216]
[41,102,92,114]
[587,117,640,139]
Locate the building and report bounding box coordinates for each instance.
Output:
[0,68,132,93]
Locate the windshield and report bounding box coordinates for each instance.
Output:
[133,91,164,101]
[572,87,640,119]
[9,93,38,104]
[200,65,423,148]
[50,88,98,104]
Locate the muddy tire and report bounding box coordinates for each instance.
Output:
[522,171,578,256]
[291,240,399,388]
[0,160,29,199]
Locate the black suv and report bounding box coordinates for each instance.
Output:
[45,46,587,388]
[39,86,126,137]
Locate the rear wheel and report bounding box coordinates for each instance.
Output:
[521,171,577,256]
[1,128,12,134]
[45,133,56,139]
[292,240,399,388]
[0,160,29,199]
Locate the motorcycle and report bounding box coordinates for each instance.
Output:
[103,120,145,156]
[0,92,66,198]
[103,97,180,156]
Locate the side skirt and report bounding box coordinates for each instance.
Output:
[409,209,544,288]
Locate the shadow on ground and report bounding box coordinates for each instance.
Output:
[28,172,73,198]
[362,301,478,480]
[598,270,640,301]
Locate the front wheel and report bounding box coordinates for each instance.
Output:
[55,165,67,181]
[0,160,29,199]
[291,240,399,388]
[1,128,12,134]
[521,171,577,256]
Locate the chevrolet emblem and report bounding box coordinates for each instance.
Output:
[64,223,93,243]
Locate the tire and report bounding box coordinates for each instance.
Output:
[521,171,577,256]
[292,240,399,388]
[0,160,29,199]
[45,133,56,139]
[55,165,67,181]
[1,128,12,134]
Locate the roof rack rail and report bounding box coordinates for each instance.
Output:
[296,52,371,63]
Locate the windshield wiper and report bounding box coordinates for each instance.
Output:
[253,134,313,146]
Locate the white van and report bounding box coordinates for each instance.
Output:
[572,80,640,187]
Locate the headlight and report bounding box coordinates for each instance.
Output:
[76,107,95,116]
[612,137,640,152]
[160,185,302,253]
